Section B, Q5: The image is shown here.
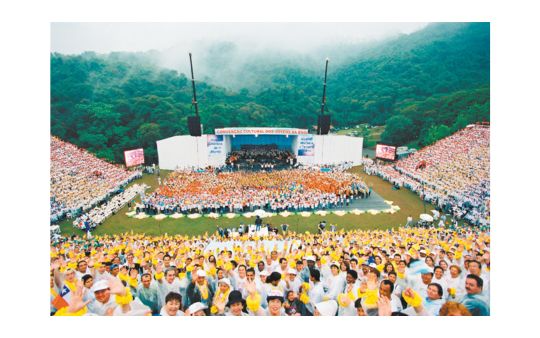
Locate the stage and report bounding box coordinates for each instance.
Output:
[156,127,364,170]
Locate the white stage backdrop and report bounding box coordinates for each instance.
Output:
[157,135,226,170]
[297,135,363,166]
[157,134,362,170]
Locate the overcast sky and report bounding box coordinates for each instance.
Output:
[51,22,429,54]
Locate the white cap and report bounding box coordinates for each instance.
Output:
[196,270,207,277]
[368,263,377,269]
[259,270,270,277]
[188,302,207,315]
[288,268,297,275]
[218,278,231,287]
[305,256,316,262]
[268,289,283,297]
[315,300,338,316]
[266,289,284,302]
[91,280,109,293]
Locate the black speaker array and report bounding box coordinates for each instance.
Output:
[187,116,202,136]
[318,115,331,135]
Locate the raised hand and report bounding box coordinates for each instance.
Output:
[108,277,126,296]
[403,288,414,299]
[359,282,367,294]
[67,281,91,313]
[51,259,60,270]
[215,297,226,313]
[377,295,392,316]
[245,279,257,295]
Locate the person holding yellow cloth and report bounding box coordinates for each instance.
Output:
[186,269,215,315]
[337,269,360,316]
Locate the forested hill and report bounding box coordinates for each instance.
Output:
[51,22,489,164]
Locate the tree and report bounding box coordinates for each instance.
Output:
[381,115,414,146]
[422,124,451,146]
[78,132,108,151]
[136,123,161,147]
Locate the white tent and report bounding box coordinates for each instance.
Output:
[419,214,434,222]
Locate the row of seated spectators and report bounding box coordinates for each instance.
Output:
[73,184,149,230]
[364,125,490,226]
[50,136,141,222]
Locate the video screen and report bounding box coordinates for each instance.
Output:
[375,144,397,161]
[124,148,145,167]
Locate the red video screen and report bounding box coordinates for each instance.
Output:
[375,144,397,161]
[124,148,145,167]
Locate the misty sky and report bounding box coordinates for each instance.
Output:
[51,23,428,54]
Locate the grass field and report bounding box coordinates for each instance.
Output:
[336,125,385,149]
[58,166,436,237]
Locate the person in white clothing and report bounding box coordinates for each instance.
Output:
[387,272,404,300]
[401,284,444,316]
[156,267,182,305]
[87,279,125,315]
[265,251,280,272]
[75,260,91,280]
[379,279,403,313]
[285,268,302,294]
[325,263,345,300]
[432,266,449,299]
[406,269,433,299]
[446,265,466,300]
[231,265,248,295]
[160,292,185,316]
[275,258,289,276]
[186,302,207,316]
[467,260,490,298]
[93,264,112,282]
[337,270,360,316]
[307,269,325,314]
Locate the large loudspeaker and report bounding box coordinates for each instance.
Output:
[187,116,202,136]
[318,115,331,135]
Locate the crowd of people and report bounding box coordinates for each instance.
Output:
[364,125,490,226]
[226,146,296,171]
[50,225,490,316]
[142,168,369,215]
[50,137,141,222]
[73,184,149,230]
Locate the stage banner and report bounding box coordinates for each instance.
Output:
[215,127,308,135]
[207,135,224,157]
[297,134,315,156]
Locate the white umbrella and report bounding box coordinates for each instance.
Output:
[419,214,434,222]
[253,209,266,217]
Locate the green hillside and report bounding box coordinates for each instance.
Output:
[51,23,489,164]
